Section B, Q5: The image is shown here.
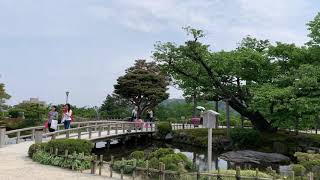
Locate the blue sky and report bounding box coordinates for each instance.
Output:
[0,0,319,107]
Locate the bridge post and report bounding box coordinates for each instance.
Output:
[0,126,6,148]
[66,130,70,139]
[98,126,102,137]
[89,127,92,139]
[34,128,43,144]
[122,123,125,134]
[115,124,118,135]
[31,128,35,141]
[107,125,111,135]
[78,128,81,139]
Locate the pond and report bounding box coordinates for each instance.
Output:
[92,138,291,173]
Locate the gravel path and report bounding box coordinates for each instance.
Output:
[0,141,119,180]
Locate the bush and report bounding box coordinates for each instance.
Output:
[294,152,320,172]
[129,151,144,160]
[291,164,306,176]
[47,139,93,155]
[148,148,174,159]
[8,108,25,118]
[28,143,48,157]
[200,169,271,180]
[113,159,146,174]
[230,128,261,148]
[156,122,172,138]
[32,150,92,171]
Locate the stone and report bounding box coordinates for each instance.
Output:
[165,133,173,140]
[220,150,290,164]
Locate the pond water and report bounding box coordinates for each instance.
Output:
[92,138,291,173]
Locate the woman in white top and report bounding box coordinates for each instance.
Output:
[62,103,73,129]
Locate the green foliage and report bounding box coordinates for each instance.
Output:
[32,150,91,171]
[47,139,93,155]
[5,118,39,130]
[113,159,146,174]
[8,108,25,118]
[291,164,306,177]
[200,170,271,180]
[129,151,144,160]
[172,128,228,148]
[0,83,10,119]
[14,102,48,120]
[294,152,320,173]
[153,15,320,132]
[148,148,174,159]
[307,12,320,46]
[100,94,132,119]
[28,143,48,157]
[156,122,172,138]
[113,148,193,174]
[114,60,169,118]
[230,128,261,148]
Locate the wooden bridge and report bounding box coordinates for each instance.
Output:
[0,120,198,180]
[0,120,197,147]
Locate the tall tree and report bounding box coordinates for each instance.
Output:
[0,83,10,119]
[100,94,132,118]
[153,27,274,131]
[114,60,169,118]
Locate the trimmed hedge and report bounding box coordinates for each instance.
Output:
[47,139,93,155]
[28,143,48,157]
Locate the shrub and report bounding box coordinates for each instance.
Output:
[32,150,92,171]
[230,128,261,148]
[200,169,271,180]
[159,153,193,171]
[156,122,172,138]
[113,159,146,174]
[8,108,25,118]
[47,139,93,155]
[129,151,144,160]
[28,143,48,157]
[291,164,306,176]
[148,148,174,159]
[294,152,320,172]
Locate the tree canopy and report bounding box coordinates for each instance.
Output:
[100,94,132,119]
[153,13,320,132]
[114,60,169,118]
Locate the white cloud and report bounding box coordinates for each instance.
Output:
[89,0,316,49]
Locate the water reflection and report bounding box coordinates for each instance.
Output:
[93,140,288,173]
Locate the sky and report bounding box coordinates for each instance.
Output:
[0,0,319,107]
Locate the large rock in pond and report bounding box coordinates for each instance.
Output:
[220,150,290,164]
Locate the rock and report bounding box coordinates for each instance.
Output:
[165,133,173,140]
[307,147,320,153]
[220,150,290,164]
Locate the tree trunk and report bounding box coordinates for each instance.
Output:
[192,90,197,118]
[228,97,274,132]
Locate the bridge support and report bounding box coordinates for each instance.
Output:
[105,140,111,150]
[35,128,43,144]
[0,126,6,148]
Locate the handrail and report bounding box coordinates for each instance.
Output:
[5,119,125,135]
[43,122,156,137]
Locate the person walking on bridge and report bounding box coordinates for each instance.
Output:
[61,104,73,129]
[48,105,58,132]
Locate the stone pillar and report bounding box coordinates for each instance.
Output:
[35,128,43,144]
[0,126,6,148]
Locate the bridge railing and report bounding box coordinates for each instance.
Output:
[0,119,124,147]
[0,121,199,147]
[41,121,157,142]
